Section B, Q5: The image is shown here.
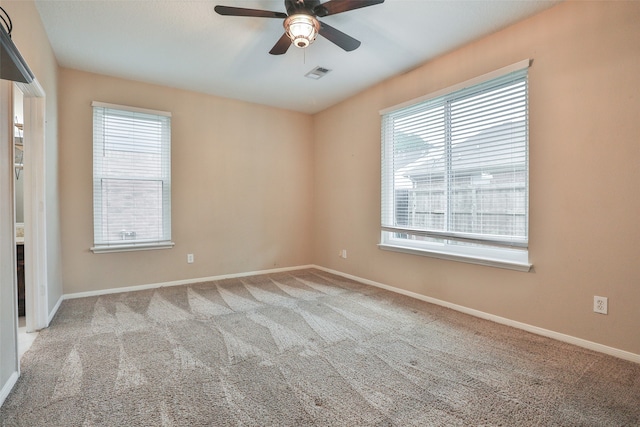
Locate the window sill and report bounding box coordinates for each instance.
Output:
[378,243,532,272]
[91,242,175,254]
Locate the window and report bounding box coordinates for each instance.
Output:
[91,102,173,253]
[380,61,531,271]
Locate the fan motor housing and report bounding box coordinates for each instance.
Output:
[285,0,322,16]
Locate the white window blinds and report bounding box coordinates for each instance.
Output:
[92,102,172,252]
[381,62,529,269]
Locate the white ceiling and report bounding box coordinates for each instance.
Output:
[34,0,560,114]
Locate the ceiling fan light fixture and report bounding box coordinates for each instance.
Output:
[284,14,320,49]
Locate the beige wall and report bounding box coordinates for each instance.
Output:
[59,69,314,294]
[313,1,640,355]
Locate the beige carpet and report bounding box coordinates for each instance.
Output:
[2,269,639,426]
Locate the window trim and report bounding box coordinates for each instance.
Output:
[91,241,175,254]
[379,60,532,271]
[378,241,531,272]
[90,101,174,253]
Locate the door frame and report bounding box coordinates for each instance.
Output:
[15,79,47,332]
[0,77,47,407]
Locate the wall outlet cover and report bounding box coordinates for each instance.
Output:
[594,296,608,314]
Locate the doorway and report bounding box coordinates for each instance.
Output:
[12,86,41,358]
[12,87,33,356]
[13,79,48,339]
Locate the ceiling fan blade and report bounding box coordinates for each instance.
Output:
[314,0,384,17]
[269,33,292,55]
[319,21,361,52]
[214,5,287,19]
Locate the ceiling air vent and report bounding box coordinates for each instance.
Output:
[305,66,331,80]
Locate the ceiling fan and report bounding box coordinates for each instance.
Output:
[214,0,384,55]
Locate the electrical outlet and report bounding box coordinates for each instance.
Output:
[593,296,608,314]
[187,253,194,264]
[341,249,347,259]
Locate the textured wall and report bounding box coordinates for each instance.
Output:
[313,1,640,354]
[59,69,314,294]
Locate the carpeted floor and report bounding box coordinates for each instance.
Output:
[2,269,639,426]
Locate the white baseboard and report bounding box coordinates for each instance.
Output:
[313,265,640,365]
[63,264,316,300]
[48,295,63,325]
[0,371,19,408]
